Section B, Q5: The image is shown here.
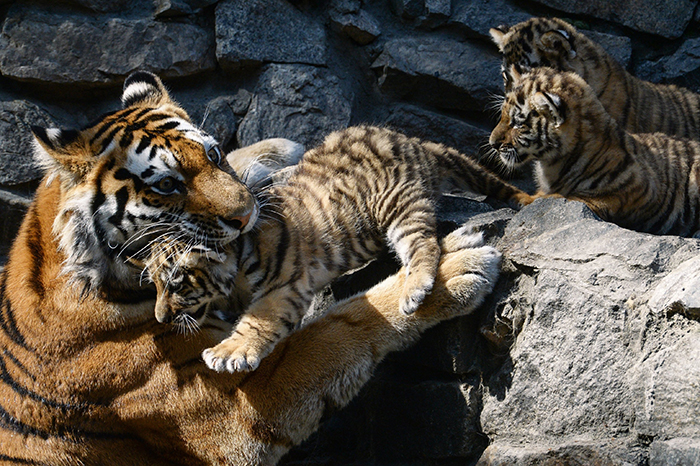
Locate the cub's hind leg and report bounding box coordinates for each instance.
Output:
[386,197,441,315]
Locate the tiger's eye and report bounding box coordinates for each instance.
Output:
[208,146,222,166]
[156,177,177,194]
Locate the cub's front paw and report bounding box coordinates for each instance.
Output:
[202,337,266,373]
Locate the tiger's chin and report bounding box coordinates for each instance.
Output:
[497,146,531,168]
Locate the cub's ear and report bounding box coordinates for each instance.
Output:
[539,29,576,60]
[121,71,172,109]
[532,91,565,126]
[31,126,93,185]
[489,25,509,51]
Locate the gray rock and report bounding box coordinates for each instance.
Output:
[237,64,352,147]
[215,0,326,71]
[0,100,56,186]
[62,0,135,13]
[481,197,700,461]
[0,189,31,262]
[648,254,700,318]
[478,439,647,465]
[390,0,424,19]
[0,5,215,86]
[635,37,700,92]
[383,104,491,157]
[529,0,697,39]
[417,0,451,29]
[449,0,532,37]
[328,8,381,45]
[199,96,239,151]
[154,0,218,17]
[371,37,503,112]
[650,438,700,466]
[583,30,632,70]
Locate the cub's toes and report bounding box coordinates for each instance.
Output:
[441,225,484,253]
[400,279,435,315]
[201,346,261,373]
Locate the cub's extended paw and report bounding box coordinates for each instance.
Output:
[511,192,537,209]
[202,334,273,373]
[441,225,484,253]
[400,272,435,315]
[433,245,501,319]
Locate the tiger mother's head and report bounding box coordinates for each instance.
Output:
[31,71,258,293]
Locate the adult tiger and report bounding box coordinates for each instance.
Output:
[0,71,501,465]
[490,17,700,139]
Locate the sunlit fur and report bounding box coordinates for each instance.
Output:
[0,170,500,464]
[491,17,700,139]
[142,125,532,373]
[490,67,700,236]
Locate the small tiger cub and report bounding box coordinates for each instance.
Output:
[490,17,700,139]
[490,67,700,236]
[145,125,532,373]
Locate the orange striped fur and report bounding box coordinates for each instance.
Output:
[490,67,700,236]
[0,71,502,464]
[491,17,700,139]
[143,125,530,373]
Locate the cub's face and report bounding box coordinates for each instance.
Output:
[32,72,258,288]
[489,68,571,167]
[490,17,579,92]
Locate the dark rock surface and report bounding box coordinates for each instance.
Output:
[2,1,700,464]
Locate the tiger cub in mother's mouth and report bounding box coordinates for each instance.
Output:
[490,67,700,237]
[490,17,700,139]
[144,125,533,373]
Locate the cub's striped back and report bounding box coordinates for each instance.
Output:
[142,125,532,374]
[490,67,700,236]
[491,17,700,139]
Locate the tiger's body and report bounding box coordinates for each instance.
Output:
[490,17,700,139]
[0,71,503,465]
[145,125,532,373]
[490,67,700,236]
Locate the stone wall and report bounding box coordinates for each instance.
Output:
[1,1,700,464]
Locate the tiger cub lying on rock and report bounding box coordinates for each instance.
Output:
[490,17,700,140]
[142,125,531,373]
[490,66,700,237]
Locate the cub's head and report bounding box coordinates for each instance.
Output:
[490,17,581,92]
[134,237,235,331]
[32,71,258,292]
[489,67,605,168]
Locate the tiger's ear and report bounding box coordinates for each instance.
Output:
[32,126,94,185]
[489,26,509,51]
[539,30,576,60]
[121,71,172,109]
[532,91,566,126]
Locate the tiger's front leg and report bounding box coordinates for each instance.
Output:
[202,289,310,372]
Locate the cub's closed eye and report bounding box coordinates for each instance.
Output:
[154,177,179,194]
[207,146,223,166]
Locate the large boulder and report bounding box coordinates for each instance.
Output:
[635,36,700,93]
[237,64,353,147]
[529,0,697,39]
[0,100,56,186]
[215,0,327,71]
[371,37,503,113]
[480,198,700,464]
[0,5,215,86]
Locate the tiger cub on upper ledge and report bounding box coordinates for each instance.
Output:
[145,125,532,373]
[490,17,700,139]
[490,66,700,237]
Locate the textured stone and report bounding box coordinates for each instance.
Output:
[199,96,239,152]
[215,0,326,71]
[328,8,381,45]
[384,104,491,157]
[449,0,532,37]
[0,5,215,85]
[0,190,31,261]
[635,37,700,92]
[237,64,352,147]
[0,100,55,185]
[530,0,697,39]
[650,438,700,466]
[371,37,502,112]
[481,198,700,461]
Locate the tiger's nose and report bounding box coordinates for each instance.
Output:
[221,210,253,231]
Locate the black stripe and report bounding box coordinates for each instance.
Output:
[25,205,45,300]
[107,187,130,228]
[0,454,49,465]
